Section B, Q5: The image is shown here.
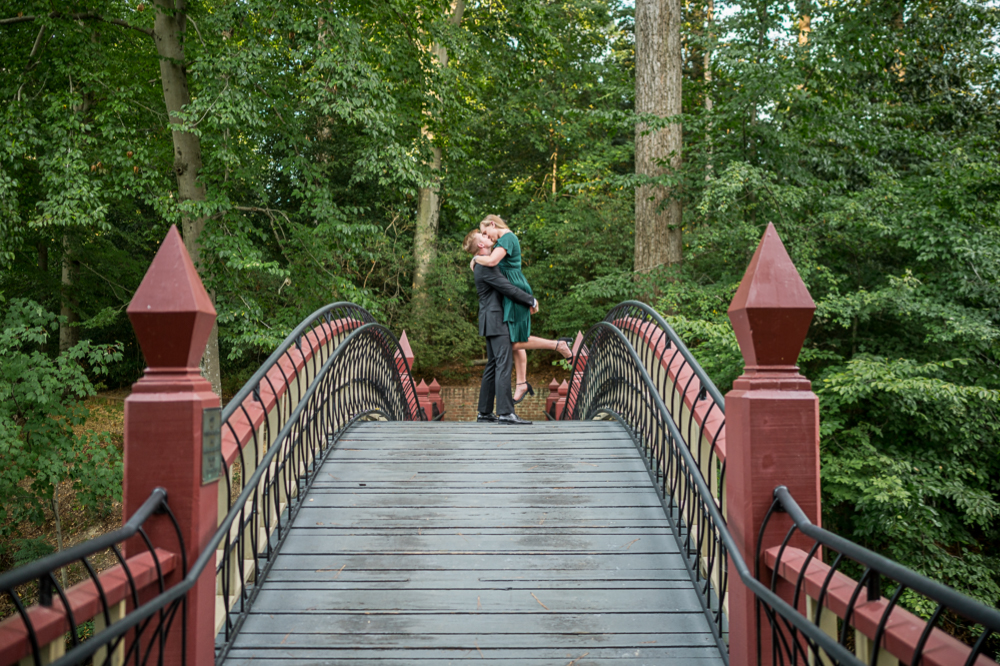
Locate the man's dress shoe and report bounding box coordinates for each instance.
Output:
[498,413,532,425]
[477,412,498,423]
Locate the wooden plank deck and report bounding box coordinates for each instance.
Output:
[223,421,725,665]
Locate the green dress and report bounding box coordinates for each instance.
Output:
[495,232,533,343]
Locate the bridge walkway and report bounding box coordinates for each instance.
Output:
[223,420,725,665]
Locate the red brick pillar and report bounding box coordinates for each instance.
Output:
[428,379,443,418]
[396,330,419,418]
[124,226,220,666]
[545,378,560,417]
[555,380,569,419]
[565,331,588,418]
[725,223,820,666]
[416,379,432,420]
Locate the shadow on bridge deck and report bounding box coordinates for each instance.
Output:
[222,420,725,665]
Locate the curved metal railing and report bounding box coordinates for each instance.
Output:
[762,487,1000,666]
[602,301,726,507]
[214,322,425,659]
[3,314,423,666]
[0,489,183,666]
[219,302,377,517]
[562,311,1000,666]
[563,321,732,656]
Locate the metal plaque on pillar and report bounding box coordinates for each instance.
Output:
[202,407,222,484]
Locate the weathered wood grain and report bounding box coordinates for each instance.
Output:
[223,421,724,665]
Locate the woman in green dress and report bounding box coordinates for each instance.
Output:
[471,215,573,403]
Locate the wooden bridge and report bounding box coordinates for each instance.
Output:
[2,224,998,666]
[225,420,723,665]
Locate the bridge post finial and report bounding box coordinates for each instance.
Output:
[124,225,220,665]
[725,223,821,666]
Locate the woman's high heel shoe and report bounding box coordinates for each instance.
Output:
[555,338,574,359]
[513,382,534,404]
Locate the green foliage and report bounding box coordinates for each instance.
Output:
[667,0,1000,610]
[0,297,124,550]
[11,538,55,569]
[819,356,1000,608]
[519,193,635,338]
[402,248,482,370]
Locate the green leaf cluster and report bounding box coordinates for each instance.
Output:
[0,296,124,556]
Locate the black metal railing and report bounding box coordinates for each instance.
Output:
[3,312,422,666]
[220,302,377,518]
[0,489,184,666]
[761,486,1000,666]
[562,321,731,656]
[563,304,1000,666]
[602,301,726,506]
[214,322,425,659]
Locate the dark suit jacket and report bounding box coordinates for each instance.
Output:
[474,264,535,337]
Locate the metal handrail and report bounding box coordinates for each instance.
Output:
[766,486,1000,666]
[28,322,421,666]
[0,489,182,666]
[564,321,867,666]
[0,489,170,592]
[602,302,728,508]
[605,300,726,409]
[221,302,375,423]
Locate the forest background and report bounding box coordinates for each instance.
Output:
[1,0,999,629]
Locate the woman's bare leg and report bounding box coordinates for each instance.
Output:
[513,336,572,358]
[513,349,528,401]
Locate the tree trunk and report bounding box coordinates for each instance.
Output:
[705,0,714,180]
[153,0,222,397]
[551,144,557,195]
[634,0,684,274]
[412,0,465,298]
[413,140,442,296]
[38,240,49,353]
[51,491,68,590]
[59,234,80,352]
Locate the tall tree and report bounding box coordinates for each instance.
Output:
[152,0,221,396]
[634,0,683,272]
[412,1,465,302]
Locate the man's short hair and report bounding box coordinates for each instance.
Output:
[462,228,482,255]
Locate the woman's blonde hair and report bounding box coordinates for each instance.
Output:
[479,214,509,231]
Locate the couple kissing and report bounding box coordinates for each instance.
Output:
[463,214,573,425]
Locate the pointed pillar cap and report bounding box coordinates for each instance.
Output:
[127,226,216,369]
[727,223,815,368]
[398,330,415,364]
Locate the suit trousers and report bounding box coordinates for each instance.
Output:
[478,332,515,417]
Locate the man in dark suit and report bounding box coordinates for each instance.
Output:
[463,229,536,425]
